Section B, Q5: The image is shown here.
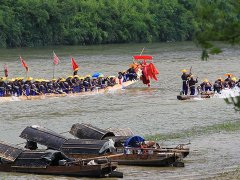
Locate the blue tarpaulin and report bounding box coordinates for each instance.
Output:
[92,72,102,78]
[124,136,145,147]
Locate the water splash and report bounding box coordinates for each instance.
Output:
[213,86,240,99]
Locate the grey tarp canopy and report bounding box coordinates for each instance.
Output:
[70,123,132,147]
[70,123,115,140]
[14,150,70,168]
[20,125,68,150]
[20,125,115,155]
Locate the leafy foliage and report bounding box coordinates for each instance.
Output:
[1,0,239,51]
[0,0,196,47]
[194,0,240,60]
[225,97,240,112]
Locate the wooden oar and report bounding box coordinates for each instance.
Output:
[67,153,124,164]
[22,90,30,100]
[82,153,124,161]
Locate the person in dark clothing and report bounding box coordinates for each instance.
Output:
[188,75,198,95]
[126,67,137,81]
[213,78,223,94]
[236,78,240,88]
[200,79,212,92]
[181,69,191,95]
[224,74,232,82]
[83,78,89,91]
[228,77,237,88]
[118,72,123,85]
[0,78,7,97]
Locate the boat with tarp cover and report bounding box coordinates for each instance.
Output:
[20,125,185,167]
[70,123,190,159]
[0,141,122,178]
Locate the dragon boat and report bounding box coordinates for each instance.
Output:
[0,80,137,103]
[0,141,122,178]
[20,125,184,167]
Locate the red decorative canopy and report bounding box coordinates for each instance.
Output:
[133,55,153,60]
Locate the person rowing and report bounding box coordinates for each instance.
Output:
[228,76,237,88]
[213,78,223,94]
[200,79,212,92]
[0,77,7,97]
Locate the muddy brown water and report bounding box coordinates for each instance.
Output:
[0,42,240,179]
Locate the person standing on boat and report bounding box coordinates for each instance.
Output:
[188,75,198,95]
[181,69,191,95]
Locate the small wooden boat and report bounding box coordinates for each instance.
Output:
[110,151,181,167]
[0,80,137,103]
[177,92,215,100]
[20,125,186,167]
[0,141,122,178]
[70,123,190,159]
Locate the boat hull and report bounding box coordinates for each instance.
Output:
[177,94,212,100]
[0,163,118,178]
[110,154,178,167]
[68,153,181,167]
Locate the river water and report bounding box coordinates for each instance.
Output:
[0,42,240,179]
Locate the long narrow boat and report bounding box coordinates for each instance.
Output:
[177,92,215,100]
[19,125,184,167]
[177,94,212,100]
[70,123,190,159]
[0,80,137,103]
[20,126,186,166]
[0,141,122,178]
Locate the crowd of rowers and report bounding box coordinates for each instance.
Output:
[181,69,240,95]
[0,68,138,97]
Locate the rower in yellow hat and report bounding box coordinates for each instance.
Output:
[181,69,191,95]
[200,79,212,92]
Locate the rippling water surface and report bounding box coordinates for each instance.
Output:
[0,42,240,179]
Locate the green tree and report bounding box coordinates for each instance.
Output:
[194,0,240,60]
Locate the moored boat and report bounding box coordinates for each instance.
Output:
[0,141,122,178]
[70,123,190,159]
[20,125,184,167]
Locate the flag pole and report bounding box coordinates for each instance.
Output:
[140,47,145,56]
[53,63,55,79]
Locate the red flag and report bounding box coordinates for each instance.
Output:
[20,56,29,72]
[53,51,59,65]
[147,63,159,81]
[4,64,8,77]
[71,58,79,71]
